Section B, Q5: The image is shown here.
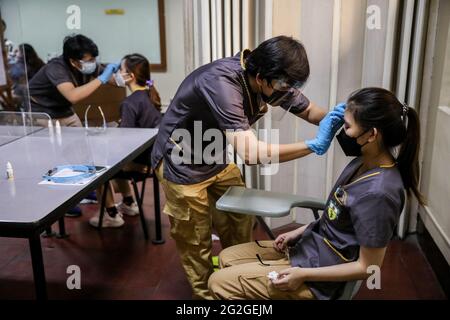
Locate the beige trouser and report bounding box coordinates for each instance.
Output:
[208,241,315,300]
[37,113,83,128]
[155,161,254,300]
[54,113,83,127]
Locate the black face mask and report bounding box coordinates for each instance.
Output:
[336,128,371,157]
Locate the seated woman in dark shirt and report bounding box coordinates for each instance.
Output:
[208,87,426,300]
[89,54,162,228]
[9,43,45,107]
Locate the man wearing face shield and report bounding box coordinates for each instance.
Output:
[151,36,345,299]
[28,34,120,126]
[27,34,120,217]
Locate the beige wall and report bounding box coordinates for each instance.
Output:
[152,0,186,106]
[265,0,400,229]
[439,27,450,107]
[272,0,301,38]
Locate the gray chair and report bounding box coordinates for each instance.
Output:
[216,186,362,300]
[216,186,326,239]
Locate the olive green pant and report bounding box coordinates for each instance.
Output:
[155,162,254,300]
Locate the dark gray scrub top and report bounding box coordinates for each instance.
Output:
[120,89,162,165]
[289,157,405,299]
[151,51,310,184]
[29,56,99,119]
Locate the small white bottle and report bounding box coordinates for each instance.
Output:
[6,162,14,180]
[55,120,61,135]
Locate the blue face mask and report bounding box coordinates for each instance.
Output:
[79,60,97,75]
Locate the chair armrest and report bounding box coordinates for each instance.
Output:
[216,186,326,218]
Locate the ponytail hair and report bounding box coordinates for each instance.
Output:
[148,85,162,111]
[397,106,425,204]
[347,87,425,205]
[122,53,162,111]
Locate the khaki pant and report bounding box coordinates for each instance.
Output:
[54,113,82,127]
[155,161,254,300]
[208,241,315,300]
[37,113,83,128]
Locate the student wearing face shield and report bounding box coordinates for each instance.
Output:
[28,34,120,126]
[151,36,346,300]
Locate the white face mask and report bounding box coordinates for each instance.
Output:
[79,60,97,75]
[114,72,129,87]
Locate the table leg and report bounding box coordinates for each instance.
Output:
[29,234,48,300]
[152,176,164,244]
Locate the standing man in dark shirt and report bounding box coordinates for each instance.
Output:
[152,36,345,299]
[28,34,119,126]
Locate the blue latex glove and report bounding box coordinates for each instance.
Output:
[330,102,346,119]
[97,62,120,84]
[305,103,346,155]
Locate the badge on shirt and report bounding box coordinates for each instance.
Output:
[327,186,347,221]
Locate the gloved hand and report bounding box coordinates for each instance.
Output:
[97,62,120,84]
[305,103,346,155]
[330,102,346,119]
[327,102,346,133]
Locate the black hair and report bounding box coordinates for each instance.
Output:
[123,53,162,111]
[62,34,98,65]
[244,35,310,87]
[347,87,425,205]
[18,43,44,79]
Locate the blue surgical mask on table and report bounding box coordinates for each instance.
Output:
[79,60,97,75]
[42,165,97,183]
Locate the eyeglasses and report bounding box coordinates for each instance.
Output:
[79,58,97,64]
[254,240,290,266]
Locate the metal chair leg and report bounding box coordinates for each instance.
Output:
[256,216,276,240]
[311,208,320,220]
[131,178,149,240]
[98,182,109,230]
[139,177,147,208]
[57,217,69,238]
[42,227,56,238]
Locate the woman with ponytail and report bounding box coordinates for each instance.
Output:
[89,53,162,228]
[208,87,425,300]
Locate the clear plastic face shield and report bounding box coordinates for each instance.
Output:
[268,78,303,122]
[84,105,107,135]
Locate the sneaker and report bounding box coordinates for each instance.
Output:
[65,206,82,217]
[80,191,98,204]
[117,202,139,216]
[89,213,125,228]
